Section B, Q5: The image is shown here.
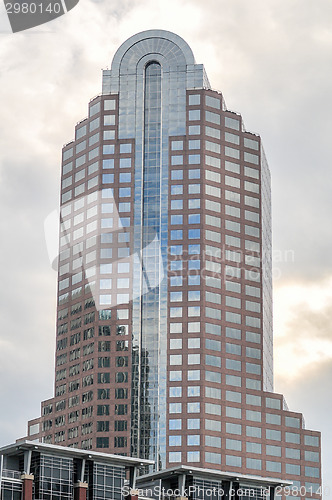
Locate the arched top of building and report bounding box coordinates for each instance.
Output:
[110,29,196,76]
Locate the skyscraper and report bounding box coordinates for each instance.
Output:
[26,29,321,494]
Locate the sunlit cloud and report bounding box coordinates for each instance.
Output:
[274,277,332,379]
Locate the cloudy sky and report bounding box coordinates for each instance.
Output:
[0,0,331,491]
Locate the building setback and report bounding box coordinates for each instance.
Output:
[24,30,321,497]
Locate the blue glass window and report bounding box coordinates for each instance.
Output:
[102,174,114,184]
[187,435,200,446]
[188,154,200,164]
[119,187,131,197]
[102,188,113,198]
[189,94,200,105]
[170,292,182,302]
[188,214,200,224]
[188,199,200,209]
[188,184,200,194]
[170,276,183,287]
[188,169,200,179]
[171,230,183,240]
[104,115,115,126]
[187,419,200,429]
[171,200,183,209]
[103,130,115,140]
[101,203,113,213]
[188,125,200,134]
[189,109,200,120]
[187,402,200,413]
[103,159,114,169]
[188,259,200,270]
[171,156,183,166]
[171,215,183,225]
[188,244,200,254]
[169,419,182,430]
[119,158,131,168]
[170,261,183,271]
[188,290,200,301]
[120,143,132,153]
[189,140,200,149]
[119,173,131,182]
[171,170,183,180]
[169,387,182,398]
[171,185,183,195]
[170,245,183,255]
[169,436,182,446]
[172,141,183,150]
[188,229,200,239]
[101,218,113,228]
[103,145,115,155]
[118,202,131,212]
[188,275,200,286]
[119,217,130,227]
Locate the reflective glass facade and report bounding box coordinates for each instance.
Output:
[139,62,164,464]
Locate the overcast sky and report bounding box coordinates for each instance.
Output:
[0,0,331,492]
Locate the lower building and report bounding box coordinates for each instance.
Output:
[136,466,292,500]
[0,441,152,500]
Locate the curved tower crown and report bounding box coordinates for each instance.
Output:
[110,29,196,75]
[102,29,210,139]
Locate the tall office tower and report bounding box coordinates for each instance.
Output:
[26,30,322,494]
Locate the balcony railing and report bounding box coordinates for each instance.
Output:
[1,469,22,481]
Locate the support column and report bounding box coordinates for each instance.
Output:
[74,481,88,500]
[232,482,240,500]
[223,481,231,500]
[21,474,34,500]
[178,474,186,498]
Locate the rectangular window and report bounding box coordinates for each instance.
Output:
[205,419,221,432]
[285,416,301,428]
[266,429,281,441]
[206,111,220,125]
[304,435,319,447]
[285,464,301,476]
[189,125,200,135]
[205,403,221,416]
[225,132,240,145]
[225,147,240,160]
[226,422,242,435]
[206,95,221,109]
[206,140,221,154]
[205,155,221,168]
[225,116,240,130]
[266,445,281,457]
[244,152,259,165]
[189,110,200,121]
[206,126,220,139]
